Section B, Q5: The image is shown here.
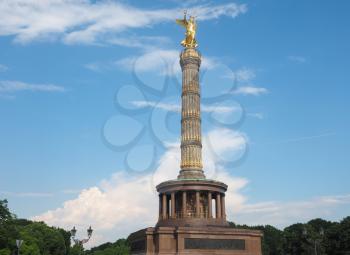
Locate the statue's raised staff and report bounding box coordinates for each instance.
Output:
[176,11,198,48]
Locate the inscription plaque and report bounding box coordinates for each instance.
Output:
[185,238,245,250]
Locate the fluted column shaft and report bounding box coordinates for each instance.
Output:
[182,191,187,218]
[216,193,221,219]
[171,192,176,218]
[159,195,162,219]
[221,194,226,220]
[196,191,200,217]
[162,193,167,219]
[208,192,212,218]
[178,48,205,180]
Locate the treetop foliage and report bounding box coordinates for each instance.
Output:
[230,217,350,255]
[0,199,129,255]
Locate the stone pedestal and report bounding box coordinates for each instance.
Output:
[128,179,263,254]
[128,226,262,255]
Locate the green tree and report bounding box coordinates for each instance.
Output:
[58,228,71,255]
[86,239,130,255]
[228,222,284,255]
[308,218,333,231]
[20,222,67,255]
[20,243,41,255]
[338,216,350,252]
[1,199,71,255]
[0,248,10,255]
[304,218,334,255]
[0,200,18,252]
[113,239,130,255]
[0,200,12,221]
[283,223,303,254]
[324,222,340,255]
[262,225,283,255]
[69,244,83,255]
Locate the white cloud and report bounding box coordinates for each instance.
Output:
[0,64,8,72]
[107,35,172,50]
[84,63,103,72]
[33,128,249,247]
[202,105,239,114]
[248,112,264,119]
[232,86,268,96]
[222,68,269,97]
[223,67,256,82]
[235,195,350,228]
[32,127,350,245]
[272,132,336,145]
[0,80,66,93]
[131,100,239,114]
[116,48,217,76]
[132,100,180,112]
[192,3,247,20]
[0,94,15,100]
[61,189,81,195]
[288,55,306,63]
[0,191,53,198]
[0,1,247,45]
[116,49,179,75]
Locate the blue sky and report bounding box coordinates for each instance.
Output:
[1,0,350,245]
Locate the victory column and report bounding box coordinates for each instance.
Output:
[127,13,263,255]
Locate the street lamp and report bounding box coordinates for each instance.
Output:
[87,226,93,239]
[303,227,324,255]
[70,226,93,247]
[16,240,23,255]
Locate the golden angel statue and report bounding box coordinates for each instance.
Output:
[176,11,198,48]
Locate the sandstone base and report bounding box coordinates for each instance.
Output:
[128,226,262,255]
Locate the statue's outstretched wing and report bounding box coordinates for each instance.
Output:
[176,19,187,27]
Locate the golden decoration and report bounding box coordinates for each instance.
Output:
[176,10,198,48]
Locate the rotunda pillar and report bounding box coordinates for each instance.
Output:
[162,193,167,219]
[216,193,221,219]
[208,192,212,218]
[171,192,176,218]
[182,191,187,218]
[196,191,200,217]
[221,194,226,220]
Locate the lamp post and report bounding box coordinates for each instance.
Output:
[303,227,324,255]
[70,226,93,252]
[16,240,23,255]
